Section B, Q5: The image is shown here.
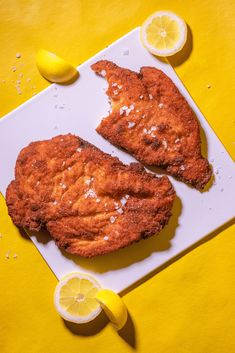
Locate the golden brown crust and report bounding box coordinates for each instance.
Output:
[6,134,175,257]
[91,60,212,189]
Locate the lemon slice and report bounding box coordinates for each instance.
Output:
[96,289,128,330]
[141,11,187,57]
[36,49,78,83]
[54,272,102,323]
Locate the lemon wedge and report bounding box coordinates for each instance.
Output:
[96,289,128,330]
[54,272,102,324]
[141,11,187,57]
[36,49,78,83]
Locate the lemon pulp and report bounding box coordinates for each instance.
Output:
[141,11,187,57]
[54,273,101,323]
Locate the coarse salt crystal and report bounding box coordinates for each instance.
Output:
[114,202,119,210]
[120,105,128,115]
[149,94,153,100]
[53,201,58,205]
[122,48,129,55]
[118,84,122,89]
[68,167,71,171]
[77,147,82,152]
[139,95,143,99]
[103,236,109,241]
[68,201,72,204]
[61,184,67,189]
[96,198,101,203]
[179,165,185,171]
[117,208,124,214]
[175,138,180,143]
[100,70,106,77]
[162,140,168,149]
[84,188,97,199]
[112,82,117,87]
[113,90,118,95]
[128,121,136,128]
[120,197,127,206]
[158,103,164,108]
[110,216,116,223]
[85,179,92,186]
[143,128,148,134]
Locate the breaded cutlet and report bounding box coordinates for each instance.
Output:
[91,60,212,190]
[6,134,175,257]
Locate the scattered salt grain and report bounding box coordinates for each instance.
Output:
[113,89,118,95]
[85,179,92,186]
[96,198,100,203]
[162,140,168,149]
[158,103,164,108]
[114,202,119,210]
[179,165,185,171]
[175,138,180,143]
[68,167,71,171]
[128,121,136,128]
[117,208,124,214]
[84,188,97,199]
[103,236,109,241]
[110,216,116,223]
[53,201,58,205]
[143,128,148,134]
[122,48,129,56]
[112,82,117,87]
[100,70,106,77]
[77,147,82,152]
[120,197,127,206]
[118,84,122,89]
[36,181,40,186]
[139,95,143,99]
[149,94,153,100]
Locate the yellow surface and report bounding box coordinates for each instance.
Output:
[0,1,235,352]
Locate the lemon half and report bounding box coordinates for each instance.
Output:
[36,49,78,83]
[141,11,187,57]
[96,289,128,330]
[54,272,102,324]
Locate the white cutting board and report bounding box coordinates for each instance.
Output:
[0,28,234,293]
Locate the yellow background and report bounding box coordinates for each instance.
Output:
[0,1,234,352]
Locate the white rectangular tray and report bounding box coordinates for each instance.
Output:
[0,28,234,293]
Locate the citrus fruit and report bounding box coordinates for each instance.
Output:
[36,49,78,83]
[141,11,187,57]
[54,272,102,323]
[96,289,128,330]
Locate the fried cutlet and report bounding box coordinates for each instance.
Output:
[91,60,212,190]
[6,134,175,257]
